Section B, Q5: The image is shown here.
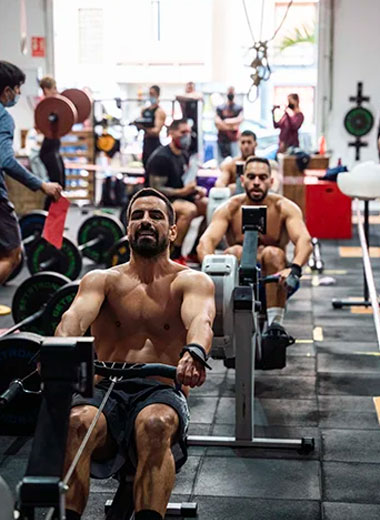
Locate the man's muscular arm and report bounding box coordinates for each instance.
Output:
[177,272,215,387]
[215,161,234,187]
[285,203,312,266]
[277,202,312,285]
[55,270,107,336]
[149,174,196,199]
[197,204,230,263]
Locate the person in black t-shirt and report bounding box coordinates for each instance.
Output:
[176,82,203,155]
[146,119,207,264]
[135,85,166,169]
[215,86,243,163]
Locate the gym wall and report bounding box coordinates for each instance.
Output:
[319,0,380,166]
[0,0,52,149]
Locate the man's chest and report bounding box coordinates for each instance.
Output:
[229,207,284,244]
[105,283,183,331]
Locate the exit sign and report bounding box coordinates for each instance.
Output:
[31,36,45,57]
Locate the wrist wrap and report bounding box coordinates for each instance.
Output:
[179,343,212,370]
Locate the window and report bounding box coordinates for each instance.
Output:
[273,1,318,66]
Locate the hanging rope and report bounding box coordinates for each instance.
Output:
[242,0,256,43]
[243,0,294,102]
[268,0,294,42]
[259,0,265,42]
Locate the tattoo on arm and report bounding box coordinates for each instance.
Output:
[149,174,179,197]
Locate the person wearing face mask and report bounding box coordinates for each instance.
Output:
[137,85,166,169]
[145,119,208,265]
[215,86,244,163]
[0,61,62,285]
[272,93,304,153]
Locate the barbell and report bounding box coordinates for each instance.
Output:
[0,272,80,435]
[35,88,92,139]
[26,214,125,280]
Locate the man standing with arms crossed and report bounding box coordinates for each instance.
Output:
[0,61,61,285]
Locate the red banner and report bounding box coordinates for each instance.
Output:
[43,196,70,249]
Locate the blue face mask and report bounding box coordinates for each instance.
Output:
[5,89,20,107]
[149,96,157,105]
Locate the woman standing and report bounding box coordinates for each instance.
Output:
[272,93,304,153]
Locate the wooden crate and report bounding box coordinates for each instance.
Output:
[5,175,45,216]
[280,155,330,177]
[283,180,306,215]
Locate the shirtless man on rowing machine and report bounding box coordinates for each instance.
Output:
[55,188,215,520]
[197,156,312,342]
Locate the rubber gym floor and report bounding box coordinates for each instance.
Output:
[1,205,380,520]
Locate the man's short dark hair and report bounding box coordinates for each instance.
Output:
[127,188,175,225]
[244,156,271,174]
[168,118,188,133]
[241,130,257,141]
[150,85,160,97]
[0,61,25,95]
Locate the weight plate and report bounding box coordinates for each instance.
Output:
[77,215,124,263]
[35,94,78,139]
[44,281,80,336]
[61,88,92,123]
[12,272,70,334]
[19,210,47,241]
[27,237,83,281]
[344,107,374,137]
[0,332,42,435]
[4,248,25,284]
[105,237,130,268]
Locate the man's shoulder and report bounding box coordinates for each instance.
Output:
[147,145,170,166]
[232,103,243,113]
[155,144,172,157]
[217,194,244,217]
[270,193,302,215]
[0,106,13,128]
[174,268,214,292]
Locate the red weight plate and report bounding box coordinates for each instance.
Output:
[35,95,77,138]
[61,88,92,123]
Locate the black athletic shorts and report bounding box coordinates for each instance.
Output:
[0,199,21,252]
[71,377,190,479]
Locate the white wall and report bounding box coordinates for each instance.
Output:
[0,0,52,148]
[323,0,380,166]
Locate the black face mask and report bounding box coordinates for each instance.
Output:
[227,93,234,101]
[288,102,295,109]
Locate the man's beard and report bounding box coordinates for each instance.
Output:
[246,187,269,203]
[130,231,169,258]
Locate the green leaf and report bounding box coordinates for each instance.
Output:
[279,24,315,51]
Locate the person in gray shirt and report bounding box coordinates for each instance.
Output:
[0,61,62,285]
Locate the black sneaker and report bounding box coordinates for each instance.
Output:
[257,323,295,370]
[262,322,295,346]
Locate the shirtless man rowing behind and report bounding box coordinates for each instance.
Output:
[197,156,312,342]
[55,188,215,520]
